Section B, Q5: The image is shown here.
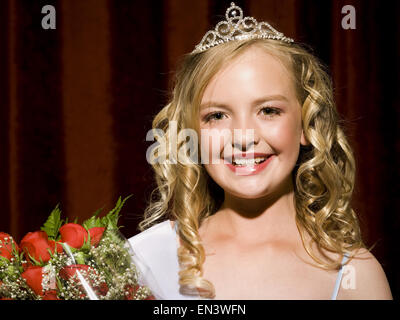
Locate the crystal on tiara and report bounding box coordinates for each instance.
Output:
[192,2,294,54]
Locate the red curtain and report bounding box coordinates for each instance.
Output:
[0,0,399,298]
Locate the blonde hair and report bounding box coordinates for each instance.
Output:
[139,38,365,298]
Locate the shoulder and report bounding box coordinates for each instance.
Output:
[340,248,392,300]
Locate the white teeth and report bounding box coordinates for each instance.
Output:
[232,157,266,166]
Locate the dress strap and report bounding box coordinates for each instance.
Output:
[331,253,350,300]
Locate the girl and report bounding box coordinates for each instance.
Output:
[129,3,392,299]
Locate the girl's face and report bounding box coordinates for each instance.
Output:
[199,45,307,199]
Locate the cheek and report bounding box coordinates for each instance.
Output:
[266,116,302,154]
[199,129,232,163]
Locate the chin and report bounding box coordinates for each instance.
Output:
[225,184,273,200]
[222,173,294,201]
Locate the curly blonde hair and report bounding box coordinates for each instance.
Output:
[139,38,365,298]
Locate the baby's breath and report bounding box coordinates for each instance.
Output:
[0,196,153,300]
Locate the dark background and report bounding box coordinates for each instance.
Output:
[0,0,399,299]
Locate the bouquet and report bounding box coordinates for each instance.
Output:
[0,196,154,300]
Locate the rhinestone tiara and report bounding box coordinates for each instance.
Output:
[192,2,294,54]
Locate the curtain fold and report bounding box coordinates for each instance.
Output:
[1,0,65,240]
[61,0,115,227]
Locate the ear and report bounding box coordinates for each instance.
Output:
[300,129,310,146]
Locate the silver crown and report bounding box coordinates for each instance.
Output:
[192,2,294,54]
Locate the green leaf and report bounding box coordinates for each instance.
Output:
[0,256,9,268]
[74,251,87,265]
[92,206,104,217]
[56,276,65,296]
[11,240,20,260]
[40,204,63,240]
[82,207,104,229]
[6,265,19,278]
[100,195,132,230]
[79,232,92,253]
[25,252,43,267]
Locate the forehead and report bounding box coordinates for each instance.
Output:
[201,46,295,104]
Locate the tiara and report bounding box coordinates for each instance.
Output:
[192,2,294,54]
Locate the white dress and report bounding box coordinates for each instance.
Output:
[128,220,348,300]
[128,220,200,300]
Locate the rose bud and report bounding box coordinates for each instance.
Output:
[0,232,19,261]
[21,266,44,296]
[59,223,88,249]
[20,231,53,263]
[88,227,105,247]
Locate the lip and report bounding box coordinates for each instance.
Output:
[224,153,275,176]
[224,152,272,163]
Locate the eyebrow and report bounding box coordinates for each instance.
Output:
[200,94,289,110]
[252,94,289,105]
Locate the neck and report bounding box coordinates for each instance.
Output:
[216,179,299,243]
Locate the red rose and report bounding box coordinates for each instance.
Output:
[42,290,60,300]
[0,232,19,260]
[48,240,64,254]
[59,223,88,249]
[59,264,108,296]
[20,231,53,263]
[124,284,139,300]
[88,227,105,247]
[21,260,34,271]
[59,264,91,280]
[124,284,155,300]
[21,266,43,296]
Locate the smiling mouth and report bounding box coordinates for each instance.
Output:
[231,157,267,166]
[224,153,272,167]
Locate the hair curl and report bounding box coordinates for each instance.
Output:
[139,38,365,298]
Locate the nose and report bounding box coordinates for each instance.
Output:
[232,128,259,152]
